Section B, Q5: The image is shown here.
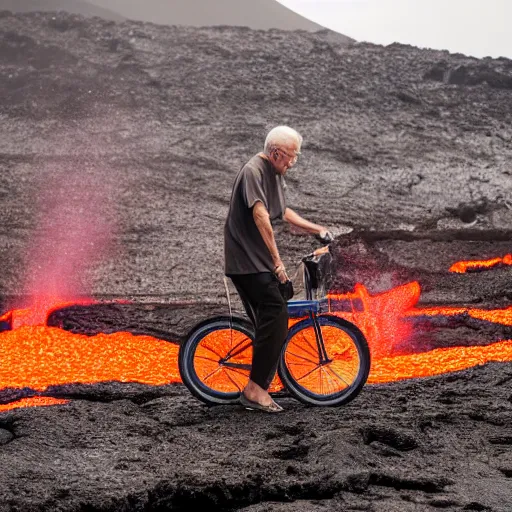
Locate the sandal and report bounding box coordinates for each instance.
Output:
[239,393,283,413]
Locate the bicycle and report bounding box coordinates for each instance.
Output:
[178,246,371,407]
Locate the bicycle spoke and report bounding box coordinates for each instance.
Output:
[198,341,224,360]
[289,326,348,365]
[327,367,348,393]
[198,358,250,380]
[313,371,328,395]
[201,365,223,383]
[295,364,322,383]
[286,337,320,366]
[194,356,220,377]
[292,364,338,395]
[197,329,252,363]
[195,354,221,363]
[328,360,359,385]
[319,367,328,395]
[324,366,350,392]
[224,337,252,360]
[304,365,346,395]
[298,329,321,359]
[224,366,251,379]
[224,368,246,392]
[286,349,318,364]
[327,364,351,388]
[227,331,250,352]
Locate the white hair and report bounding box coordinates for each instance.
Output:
[264,126,303,155]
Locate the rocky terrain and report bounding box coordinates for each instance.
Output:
[0,11,511,511]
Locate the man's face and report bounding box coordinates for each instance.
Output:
[271,142,301,175]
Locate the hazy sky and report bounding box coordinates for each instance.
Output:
[277,0,511,58]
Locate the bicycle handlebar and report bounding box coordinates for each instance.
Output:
[302,245,330,263]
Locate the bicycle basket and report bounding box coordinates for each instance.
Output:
[303,251,334,298]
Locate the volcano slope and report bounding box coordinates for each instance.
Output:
[0,11,512,512]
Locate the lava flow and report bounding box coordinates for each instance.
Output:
[0,311,181,412]
[326,284,512,384]
[449,253,512,273]
[1,255,511,412]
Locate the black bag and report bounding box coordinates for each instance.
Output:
[278,280,294,301]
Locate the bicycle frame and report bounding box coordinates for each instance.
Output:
[286,255,332,365]
[180,247,371,406]
[220,251,334,369]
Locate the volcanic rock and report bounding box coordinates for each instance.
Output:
[0,427,13,444]
[425,60,512,89]
[361,424,419,451]
[0,364,511,510]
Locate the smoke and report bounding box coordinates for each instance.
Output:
[20,168,118,323]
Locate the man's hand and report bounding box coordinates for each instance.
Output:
[316,228,334,244]
[274,263,289,283]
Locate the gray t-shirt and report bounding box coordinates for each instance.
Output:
[224,154,286,275]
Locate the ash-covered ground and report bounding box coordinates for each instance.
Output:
[0,11,511,511]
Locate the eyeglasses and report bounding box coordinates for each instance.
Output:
[276,147,301,163]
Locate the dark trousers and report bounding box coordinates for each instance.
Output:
[229,272,289,390]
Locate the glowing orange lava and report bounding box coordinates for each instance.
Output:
[1,255,511,411]
[10,298,95,329]
[0,326,180,391]
[325,284,512,385]
[327,282,421,359]
[406,305,512,326]
[449,254,512,273]
[368,339,512,383]
[0,397,69,413]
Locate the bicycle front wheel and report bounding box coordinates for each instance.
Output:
[279,314,370,407]
[178,316,254,406]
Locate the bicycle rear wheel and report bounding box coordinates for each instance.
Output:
[178,316,254,406]
[278,314,370,407]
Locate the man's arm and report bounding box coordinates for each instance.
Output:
[253,201,288,283]
[283,207,328,236]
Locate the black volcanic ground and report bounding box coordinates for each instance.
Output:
[0,11,511,512]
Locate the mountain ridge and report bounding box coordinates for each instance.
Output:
[86,0,331,31]
[0,0,124,21]
[0,0,353,36]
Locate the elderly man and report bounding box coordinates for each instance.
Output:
[224,126,332,413]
